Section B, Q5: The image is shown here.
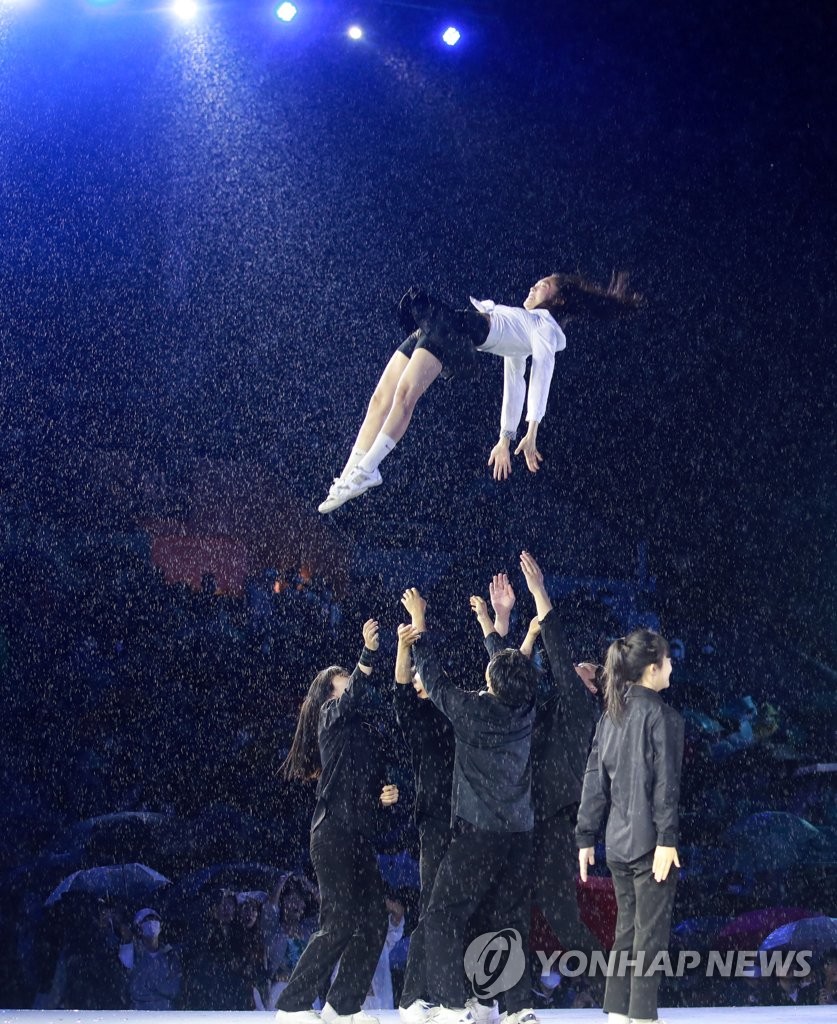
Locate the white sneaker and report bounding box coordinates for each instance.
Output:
[317,467,382,513]
[425,1008,474,1024]
[500,1011,539,1024]
[607,1015,630,1024]
[399,1001,433,1024]
[321,1005,379,1024]
[275,1012,322,1024]
[465,998,499,1024]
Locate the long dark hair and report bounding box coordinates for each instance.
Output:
[539,270,643,322]
[281,665,347,781]
[602,629,669,723]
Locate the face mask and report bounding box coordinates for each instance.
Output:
[140,920,161,941]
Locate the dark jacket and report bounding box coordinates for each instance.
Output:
[393,679,455,827]
[312,661,388,839]
[412,632,534,833]
[485,609,599,820]
[575,685,684,863]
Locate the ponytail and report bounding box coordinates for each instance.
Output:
[281,665,347,781]
[542,270,644,322]
[602,629,669,723]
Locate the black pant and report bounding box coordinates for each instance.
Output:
[276,819,388,1016]
[422,822,533,1012]
[400,817,452,1007]
[533,807,602,956]
[604,850,678,1021]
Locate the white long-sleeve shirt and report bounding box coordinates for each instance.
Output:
[470,298,566,436]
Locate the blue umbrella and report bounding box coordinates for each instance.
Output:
[45,862,170,907]
[759,916,837,953]
[721,812,824,874]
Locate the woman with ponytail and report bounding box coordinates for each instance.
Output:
[575,629,684,1024]
[318,271,642,513]
[275,618,400,1024]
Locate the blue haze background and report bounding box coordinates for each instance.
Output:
[0,0,834,811]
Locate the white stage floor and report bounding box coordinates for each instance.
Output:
[1,1010,833,1023]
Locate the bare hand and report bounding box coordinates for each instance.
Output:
[380,784,399,807]
[489,573,516,617]
[652,845,681,883]
[362,619,380,651]
[575,662,600,694]
[397,623,421,648]
[469,595,490,621]
[488,440,512,481]
[519,550,545,593]
[401,588,427,627]
[579,847,595,883]
[514,434,543,473]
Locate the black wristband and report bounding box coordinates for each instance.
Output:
[358,646,377,668]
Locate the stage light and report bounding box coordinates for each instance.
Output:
[347,25,362,40]
[171,0,198,20]
[275,1,297,21]
[442,26,461,46]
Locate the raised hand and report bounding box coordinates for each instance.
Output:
[397,623,421,648]
[401,588,427,629]
[489,573,516,616]
[362,619,380,651]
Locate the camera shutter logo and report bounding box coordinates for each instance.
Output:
[464,929,526,998]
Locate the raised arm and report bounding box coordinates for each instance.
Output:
[470,594,504,659]
[321,619,380,726]
[488,573,515,637]
[403,587,469,724]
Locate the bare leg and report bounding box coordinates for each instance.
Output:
[378,348,443,443]
[353,350,410,452]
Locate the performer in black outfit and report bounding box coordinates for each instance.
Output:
[400,587,539,1024]
[473,554,602,961]
[275,619,400,1024]
[576,629,684,1024]
[392,624,456,1024]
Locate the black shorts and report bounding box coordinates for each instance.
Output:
[396,305,490,381]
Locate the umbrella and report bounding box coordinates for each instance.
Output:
[45,862,170,907]
[716,907,815,951]
[168,861,285,901]
[759,916,837,954]
[721,811,824,874]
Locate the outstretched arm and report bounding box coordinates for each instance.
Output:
[489,356,527,479]
[489,573,515,637]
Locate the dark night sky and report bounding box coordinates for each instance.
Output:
[0,0,834,658]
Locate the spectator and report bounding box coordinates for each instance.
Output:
[118,907,182,1011]
[231,892,267,1009]
[183,890,240,1011]
[819,949,837,1005]
[264,875,318,1009]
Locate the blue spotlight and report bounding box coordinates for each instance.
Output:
[347,25,363,40]
[275,1,297,21]
[171,0,198,20]
[442,26,461,46]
